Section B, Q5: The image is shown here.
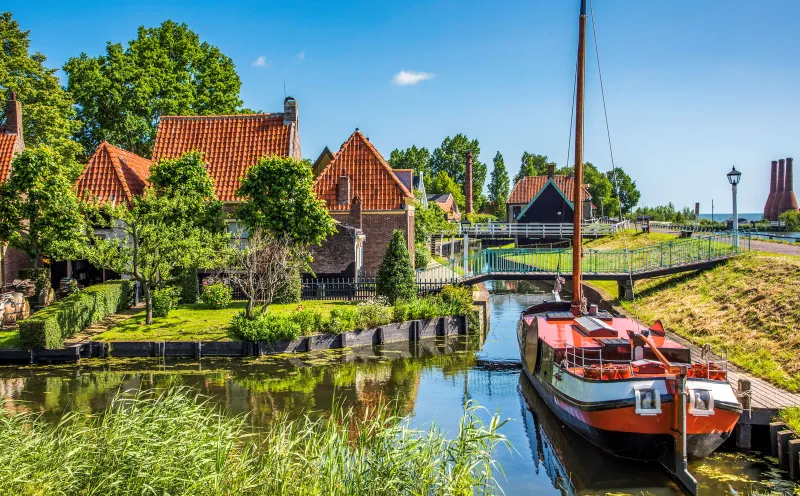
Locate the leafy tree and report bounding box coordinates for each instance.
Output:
[236,156,336,245]
[427,171,466,210]
[83,153,229,324]
[430,134,486,211]
[487,152,510,215]
[414,194,456,244]
[0,146,85,267]
[516,152,556,184]
[582,162,619,217]
[389,146,431,177]
[779,210,800,231]
[376,230,416,304]
[64,20,248,158]
[0,12,81,163]
[606,167,641,214]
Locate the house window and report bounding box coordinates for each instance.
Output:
[512,206,522,220]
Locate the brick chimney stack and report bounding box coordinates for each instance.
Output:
[465,151,473,215]
[349,195,363,230]
[547,163,555,179]
[764,160,778,220]
[778,157,798,215]
[2,92,24,149]
[771,159,786,220]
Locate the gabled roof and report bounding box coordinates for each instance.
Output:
[312,146,335,177]
[314,130,413,211]
[0,133,20,183]
[507,175,590,204]
[75,142,152,203]
[151,114,296,201]
[427,193,452,203]
[393,169,414,192]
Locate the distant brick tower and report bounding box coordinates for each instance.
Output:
[777,157,798,216]
[763,160,777,220]
[465,151,473,215]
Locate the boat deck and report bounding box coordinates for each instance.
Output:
[666,330,800,425]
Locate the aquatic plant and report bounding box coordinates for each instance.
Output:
[0,387,508,495]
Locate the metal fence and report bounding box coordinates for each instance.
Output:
[300,278,446,301]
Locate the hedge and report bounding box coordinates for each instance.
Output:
[19,280,134,349]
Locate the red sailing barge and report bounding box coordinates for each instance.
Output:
[517,2,742,494]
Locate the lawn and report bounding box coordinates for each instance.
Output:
[0,330,21,349]
[93,300,357,342]
[614,252,800,392]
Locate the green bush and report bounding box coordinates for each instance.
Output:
[18,267,51,304]
[354,299,393,328]
[229,312,302,343]
[200,283,232,309]
[414,242,431,270]
[393,286,478,328]
[274,269,302,304]
[291,308,325,335]
[465,213,497,223]
[325,307,360,333]
[19,280,133,349]
[779,210,800,231]
[175,268,200,304]
[376,230,416,304]
[152,287,180,318]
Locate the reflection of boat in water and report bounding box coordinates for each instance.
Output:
[518,373,682,496]
[516,2,741,495]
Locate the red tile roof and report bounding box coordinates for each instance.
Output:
[0,132,21,182]
[507,175,591,204]
[151,114,296,201]
[75,142,152,203]
[314,131,413,211]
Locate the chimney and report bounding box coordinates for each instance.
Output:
[764,160,777,220]
[778,157,799,215]
[337,175,350,205]
[547,163,555,179]
[465,151,473,215]
[2,92,24,149]
[283,96,298,125]
[771,159,786,221]
[349,195,363,230]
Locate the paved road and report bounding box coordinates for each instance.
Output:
[651,228,800,256]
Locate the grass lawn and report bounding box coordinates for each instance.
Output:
[0,330,21,349]
[93,300,357,342]
[780,407,800,433]
[582,229,678,250]
[614,252,800,392]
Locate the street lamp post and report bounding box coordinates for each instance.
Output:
[461,218,471,276]
[727,166,742,250]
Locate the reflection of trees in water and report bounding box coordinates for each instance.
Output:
[490,280,550,294]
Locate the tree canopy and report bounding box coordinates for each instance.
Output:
[0,12,81,163]
[487,151,510,214]
[607,167,641,215]
[515,152,556,184]
[389,146,431,177]
[64,20,248,158]
[376,230,416,304]
[0,146,85,266]
[430,134,486,211]
[427,170,466,210]
[236,156,335,246]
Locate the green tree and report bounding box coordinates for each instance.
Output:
[779,210,800,231]
[487,152,510,215]
[516,152,556,183]
[582,162,619,217]
[430,134,486,211]
[376,230,416,304]
[0,146,85,267]
[389,145,431,177]
[427,171,466,210]
[83,153,229,324]
[414,194,456,244]
[606,168,641,215]
[64,20,247,158]
[0,12,81,163]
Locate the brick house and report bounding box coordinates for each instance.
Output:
[314,130,415,275]
[426,193,461,221]
[0,93,31,288]
[506,166,593,223]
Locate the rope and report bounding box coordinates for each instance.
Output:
[589,0,641,328]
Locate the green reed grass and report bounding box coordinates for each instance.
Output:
[0,387,508,495]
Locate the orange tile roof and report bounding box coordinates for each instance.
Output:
[314,131,413,211]
[151,114,295,201]
[507,175,591,204]
[75,142,152,203]
[0,132,20,182]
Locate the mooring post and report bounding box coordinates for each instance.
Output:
[778,430,795,470]
[788,439,800,481]
[770,422,788,457]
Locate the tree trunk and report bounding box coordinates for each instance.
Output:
[143,284,153,325]
[246,297,254,319]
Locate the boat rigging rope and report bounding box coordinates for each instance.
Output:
[589,0,642,328]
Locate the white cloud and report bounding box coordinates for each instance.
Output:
[392,70,434,86]
[297,50,306,62]
[252,56,269,67]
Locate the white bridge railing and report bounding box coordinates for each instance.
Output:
[457,221,629,238]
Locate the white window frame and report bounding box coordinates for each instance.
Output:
[689,388,714,416]
[634,387,662,416]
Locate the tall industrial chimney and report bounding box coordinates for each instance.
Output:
[770,159,786,221]
[778,157,798,215]
[465,151,474,215]
[764,160,778,220]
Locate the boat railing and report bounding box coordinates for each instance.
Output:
[689,347,729,381]
[562,344,633,380]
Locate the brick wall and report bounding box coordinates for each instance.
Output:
[1,245,32,288]
[331,210,414,275]
[309,223,361,278]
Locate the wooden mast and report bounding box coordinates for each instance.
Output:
[571,0,587,316]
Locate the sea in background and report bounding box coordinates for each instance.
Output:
[698,212,763,222]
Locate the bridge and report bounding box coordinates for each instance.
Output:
[457,220,629,239]
[418,233,749,292]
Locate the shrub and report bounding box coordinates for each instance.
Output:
[392,286,478,328]
[18,267,51,304]
[325,307,359,333]
[290,308,325,335]
[274,268,302,304]
[175,268,200,304]
[19,280,133,349]
[152,287,180,318]
[354,299,393,328]
[229,312,302,343]
[376,230,416,304]
[779,210,800,231]
[414,242,431,270]
[200,283,232,309]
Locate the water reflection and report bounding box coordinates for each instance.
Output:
[0,283,796,495]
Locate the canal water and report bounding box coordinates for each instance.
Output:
[0,282,796,495]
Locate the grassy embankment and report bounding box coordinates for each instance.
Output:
[0,387,507,495]
[780,407,800,433]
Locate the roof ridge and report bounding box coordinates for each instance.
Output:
[105,144,134,202]
[158,113,280,121]
[354,131,413,198]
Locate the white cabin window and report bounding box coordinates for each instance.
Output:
[635,388,661,416]
[689,389,714,416]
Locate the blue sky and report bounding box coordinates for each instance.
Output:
[12,0,800,213]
